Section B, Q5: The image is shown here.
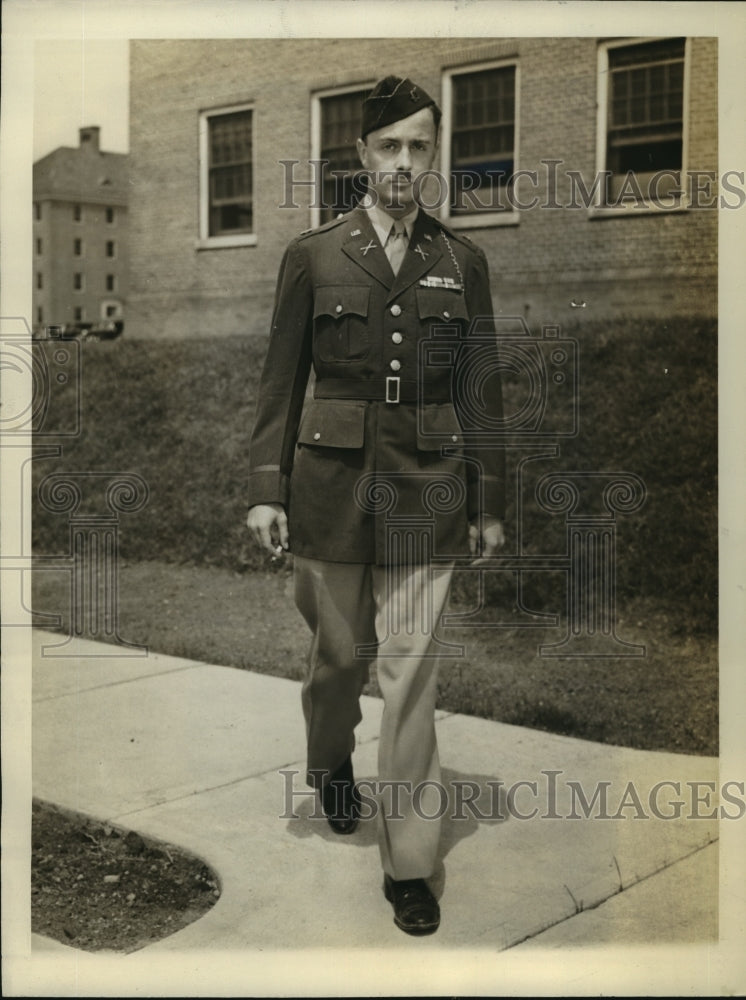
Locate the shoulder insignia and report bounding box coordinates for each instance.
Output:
[298,211,354,241]
[433,215,470,243]
[432,217,486,259]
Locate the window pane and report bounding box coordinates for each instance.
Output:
[208,109,253,236]
[605,38,685,204]
[450,65,516,215]
[319,89,370,224]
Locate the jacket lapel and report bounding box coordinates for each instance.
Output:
[340,208,393,290]
[386,210,444,304]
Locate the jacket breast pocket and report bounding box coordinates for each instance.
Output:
[313,285,371,363]
[297,400,366,450]
[415,288,470,328]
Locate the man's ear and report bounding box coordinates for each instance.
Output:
[356,137,368,168]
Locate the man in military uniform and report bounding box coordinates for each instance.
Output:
[247,76,505,935]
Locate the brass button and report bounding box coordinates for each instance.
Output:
[390,360,401,372]
[313,432,321,441]
[443,310,450,319]
[391,332,403,344]
[451,434,459,442]
[335,304,343,314]
[390,304,402,316]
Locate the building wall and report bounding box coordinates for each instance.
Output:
[128,37,718,340]
[33,128,128,330]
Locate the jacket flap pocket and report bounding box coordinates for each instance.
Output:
[415,288,469,322]
[297,400,366,449]
[314,285,371,320]
[416,403,464,451]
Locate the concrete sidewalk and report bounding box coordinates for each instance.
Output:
[31,628,718,955]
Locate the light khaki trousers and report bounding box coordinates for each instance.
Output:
[293,555,454,880]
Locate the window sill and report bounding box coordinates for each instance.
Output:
[441,211,520,230]
[195,234,258,250]
[587,200,691,219]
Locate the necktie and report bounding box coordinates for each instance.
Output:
[385,221,408,276]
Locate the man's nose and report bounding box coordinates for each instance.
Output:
[395,146,413,172]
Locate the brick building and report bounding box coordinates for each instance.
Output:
[127,37,717,339]
[33,126,128,332]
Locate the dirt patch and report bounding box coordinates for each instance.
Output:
[32,800,220,953]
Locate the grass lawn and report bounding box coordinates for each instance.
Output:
[32,558,718,756]
[31,318,718,757]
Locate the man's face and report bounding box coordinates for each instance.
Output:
[356,107,438,217]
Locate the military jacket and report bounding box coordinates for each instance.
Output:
[248,206,506,564]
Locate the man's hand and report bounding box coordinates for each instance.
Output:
[469,515,505,563]
[247,503,289,555]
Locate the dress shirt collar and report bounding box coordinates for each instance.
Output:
[361,195,419,245]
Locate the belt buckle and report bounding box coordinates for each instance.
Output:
[385,376,400,404]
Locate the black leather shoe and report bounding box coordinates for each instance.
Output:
[383,874,440,935]
[320,757,359,835]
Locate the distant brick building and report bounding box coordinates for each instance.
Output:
[127,37,717,339]
[33,127,128,332]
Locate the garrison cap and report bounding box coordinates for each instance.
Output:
[361,75,439,139]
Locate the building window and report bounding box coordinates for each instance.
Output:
[36,237,42,255]
[73,204,82,222]
[37,272,43,290]
[37,306,43,324]
[74,272,83,291]
[105,240,116,258]
[74,307,83,322]
[106,274,116,292]
[598,37,687,208]
[106,207,115,224]
[199,105,254,244]
[313,87,371,225]
[442,61,519,225]
[102,299,122,319]
[34,202,41,221]
[74,238,83,256]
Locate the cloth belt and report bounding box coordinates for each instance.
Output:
[314,377,451,405]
